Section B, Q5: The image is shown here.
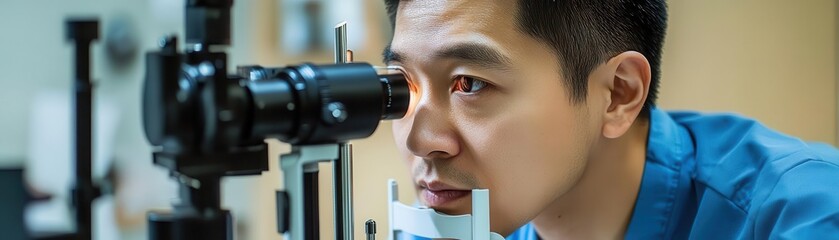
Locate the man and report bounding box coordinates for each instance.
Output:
[382,0,839,239]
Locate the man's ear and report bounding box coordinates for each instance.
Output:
[602,51,651,139]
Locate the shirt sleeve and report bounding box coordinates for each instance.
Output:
[754,160,839,239]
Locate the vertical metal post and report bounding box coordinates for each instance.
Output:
[66,19,99,240]
[335,21,348,64]
[304,169,320,240]
[73,32,94,240]
[365,219,377,240]
[333,21,355,240]
[338,144,354,239]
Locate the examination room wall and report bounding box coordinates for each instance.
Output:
[658,1,837,146]
[0,0,835,240]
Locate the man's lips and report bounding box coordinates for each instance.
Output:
[418,180,472,207]
[421,188,471,207]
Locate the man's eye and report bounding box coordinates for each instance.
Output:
[451,75,488,94]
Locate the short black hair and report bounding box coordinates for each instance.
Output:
[384,0,668,114]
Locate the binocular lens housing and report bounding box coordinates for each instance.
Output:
[245,63,411,144]
[143,56,411,150]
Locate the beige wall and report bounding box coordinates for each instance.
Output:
[2,1,835,240]
[658,1,837,145]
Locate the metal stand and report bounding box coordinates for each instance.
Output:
[147,175,232,240]
[334,143,354,239]
[277,22,357,240]
[332,22,355,240]
[277,143,354,240]
[69,19,100,240]
[147,145,269,240]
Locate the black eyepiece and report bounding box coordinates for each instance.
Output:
[379,73,410,120]
[244,63,412,144]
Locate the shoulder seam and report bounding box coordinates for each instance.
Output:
[694,149,805,212]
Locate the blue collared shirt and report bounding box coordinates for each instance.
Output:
[507,108,839,239]
[406,108,839,239]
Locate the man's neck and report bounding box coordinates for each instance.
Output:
[532,117,650,239]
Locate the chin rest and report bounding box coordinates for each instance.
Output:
[387,179,505,240]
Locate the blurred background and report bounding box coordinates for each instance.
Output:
[0,0,835,239]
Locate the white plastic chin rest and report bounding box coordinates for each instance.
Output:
[387,179,505,240]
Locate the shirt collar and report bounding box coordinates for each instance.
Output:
[624,107,696,239]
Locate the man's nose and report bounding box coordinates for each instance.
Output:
[405,97,460,160]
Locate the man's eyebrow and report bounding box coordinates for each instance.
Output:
[382,44,403,64]
[436,43,512,70]
[382,43,512,70]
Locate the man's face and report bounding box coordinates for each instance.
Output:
[388,0,601,235]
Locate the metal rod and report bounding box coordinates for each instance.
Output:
[341,144,354,239]
[332,143,354,240]
[74,41,93,240]
[333,21,354,240]
[365,219,377,240]
[333,158,345,239]
[334,21,348,64]
[304,171,320,240]
[67,19,99,240]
